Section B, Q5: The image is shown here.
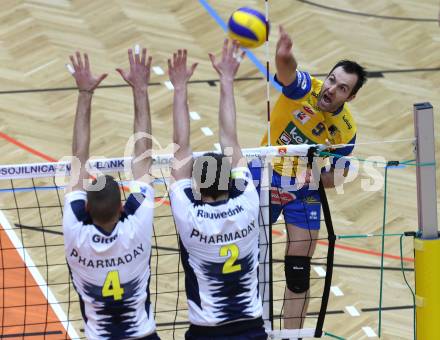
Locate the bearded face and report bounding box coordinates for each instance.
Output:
[317,66,358,112]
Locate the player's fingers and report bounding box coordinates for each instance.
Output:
[182,49,187,65]
[96,73,108,85]
[222,38,229,59]
[76,51,84,69]
[173,52,177,65]
[167,58,172,71]
[141,48,147,65]
[65,63,75,75]
[146,56,152,71]
[69,55,78,71]
[208,53,216,66]
[84,53,90,71]
[208,53,220,74]
[116,68,128,82]
[190,62,198,75]
[128,49,135,67]
[279,25,284,35]
[231,39,238,56]
[134,44,141,64]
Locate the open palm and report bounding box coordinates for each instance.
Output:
[209,39,245,81]
[168,49,198,88]
[69,52,107,92]
[117,47,152,91]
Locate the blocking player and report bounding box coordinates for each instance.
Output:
[63,49,160,339]
[254,26,367,329]
[168,42,267,339]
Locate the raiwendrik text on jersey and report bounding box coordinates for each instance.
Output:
[190,220,257,244]
[196,205,244,219]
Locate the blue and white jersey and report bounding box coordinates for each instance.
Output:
[170,167,262,327]
[63,182,156,340]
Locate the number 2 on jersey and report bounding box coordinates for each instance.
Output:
[220,244,241,274]
[102,270,124,300]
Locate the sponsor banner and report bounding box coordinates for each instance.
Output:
[0,147,316,180]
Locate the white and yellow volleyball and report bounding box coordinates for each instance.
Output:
[227,7,269,49]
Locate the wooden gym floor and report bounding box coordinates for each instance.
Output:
[0,0,439,339]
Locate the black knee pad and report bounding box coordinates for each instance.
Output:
[284,256,311,294]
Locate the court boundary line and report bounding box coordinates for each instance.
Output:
[0,132,56,162]
[0,210,80,339]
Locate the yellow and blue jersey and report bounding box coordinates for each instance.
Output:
[261,70,357,176]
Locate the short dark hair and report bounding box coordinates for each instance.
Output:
[86,175,121,224]
[193,153,231,200]
[329,60,367,96]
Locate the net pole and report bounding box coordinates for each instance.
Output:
[413,102,439,340]
[259,156,273,331]
[315,179,336,337]
[264,0,271,147]
[262,0,274,330]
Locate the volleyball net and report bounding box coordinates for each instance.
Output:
[0,144,339,339]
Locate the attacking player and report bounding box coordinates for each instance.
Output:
[254,26,367,329]
[63,48,160,339]
[168,42,267,339]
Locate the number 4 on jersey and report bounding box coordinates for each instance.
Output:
[102,270,124,300]
[220,244,241,274]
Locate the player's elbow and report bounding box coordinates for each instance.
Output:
[277,72,297,87]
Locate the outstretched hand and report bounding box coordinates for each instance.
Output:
[168,49,198,89]
[69,52,107,92]
[276,25,293,61]
[209,39,245,81]
[117,46,152,91]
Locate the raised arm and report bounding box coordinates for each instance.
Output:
[168,49,198,181]
[275,25,298,86]
[68,52,107,192]
[208,39,245,168]
[117,46,153,183]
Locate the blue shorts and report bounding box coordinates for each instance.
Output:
[248,160,321,230]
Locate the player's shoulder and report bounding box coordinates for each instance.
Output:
[229,167,257,197]
[277,70,313,101]
[310,76,323,94]
[63,190,89,225]
[169,178,193,203]
[122,181,154,216]
[129,181,154,198]
[64,190,87,204]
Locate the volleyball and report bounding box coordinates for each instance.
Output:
[227,7,269,49]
